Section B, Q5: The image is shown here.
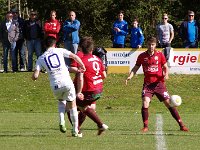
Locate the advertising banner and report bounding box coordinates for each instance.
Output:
[106,48,200,74]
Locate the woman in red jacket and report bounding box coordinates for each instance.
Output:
[44,10,61,42]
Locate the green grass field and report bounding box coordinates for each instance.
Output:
[0,72,200,150]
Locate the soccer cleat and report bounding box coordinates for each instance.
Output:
[141,127,149,132]
[97,124,109,135]
[71,129,83,138]
[72,131,83,138]
[59,124,66,133]
[180,126,189,132]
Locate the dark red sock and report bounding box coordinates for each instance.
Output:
[141,107,149,128]
[84,107,103,128]
[78,111,87,130]
[168,107,184,127]
[67,111,72,125]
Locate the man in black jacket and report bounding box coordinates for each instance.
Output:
[24,10,43,71]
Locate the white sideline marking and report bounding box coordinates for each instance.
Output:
[156,114,167,150]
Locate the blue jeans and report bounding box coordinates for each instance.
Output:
[3,41,16,72]
[64,41,78,66]
[15,39,26,69]
[27,39,42,71]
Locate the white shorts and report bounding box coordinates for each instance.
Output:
[52,83,76,102]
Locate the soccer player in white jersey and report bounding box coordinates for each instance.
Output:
[32,36,86,137]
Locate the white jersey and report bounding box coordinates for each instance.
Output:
[35,47,73,87]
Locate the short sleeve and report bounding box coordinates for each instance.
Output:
[61,48,71,58]
[169,24,174,31]
[135,54,142,67]
[160,52,167,65]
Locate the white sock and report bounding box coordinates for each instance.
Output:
[70,107,78,133]
[58,101,66,125]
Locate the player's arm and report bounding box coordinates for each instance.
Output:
[69,53,86,72]
[125,65,140,85]
[162,63,169,80]
[102,71,107,79]
[169,29,174,43]
[32,59,41,81]
[76,72,84,100]
[32,69,40,81]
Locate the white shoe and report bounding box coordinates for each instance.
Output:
[72,131,83,138]
[97,124,109,135]
[20,68,26,71]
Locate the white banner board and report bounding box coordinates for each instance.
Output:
[106,48,200,74]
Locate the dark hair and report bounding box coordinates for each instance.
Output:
[45,36,56,47]
[147,36,157,43]
[132,18,138,23]
[118,10,124,15]
[79,36,94,54]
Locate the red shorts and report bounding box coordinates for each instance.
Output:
[76,89,102,107]
[142,82,170,102]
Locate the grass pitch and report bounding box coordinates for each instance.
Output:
[0,72,200,150]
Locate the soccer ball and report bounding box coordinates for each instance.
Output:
[170,95,182,107]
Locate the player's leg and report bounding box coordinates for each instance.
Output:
[141,96,151,132]
[65,103,72,125]
[141,83,153,132]
[155,82,189,131]
[58,100,67,133]
[78,102,96,130]
[79,106,108,135]
[163,99,189,131]
[67,100,79,136]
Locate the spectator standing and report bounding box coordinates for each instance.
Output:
[44,10,61,44]
[125,37,188,132]
[156,13,174,48]
[63,11,80,66]
[130,18,144,48]
[179,10,199,48]
[12,8,26,71]
[112,11,128,48]
[24,10,43,71]
[0,11,19,72]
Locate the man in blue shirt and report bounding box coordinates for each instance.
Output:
[112,11,128,48]
[179,10,199,48]
[130,18,144,48]
[63,11,80,66]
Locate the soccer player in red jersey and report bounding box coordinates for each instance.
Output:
[126,36,188,132]
[75,36,108,135]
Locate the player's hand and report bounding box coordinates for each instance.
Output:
[165,74,169,80]
[77,93,84,100]
[125,77,131,85]
[78,66,86,73]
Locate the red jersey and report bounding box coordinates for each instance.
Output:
[80,54,105,92]
[44,19,61,41]
[136,50,166,83]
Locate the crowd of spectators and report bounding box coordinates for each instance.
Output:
[0,9,199,72]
